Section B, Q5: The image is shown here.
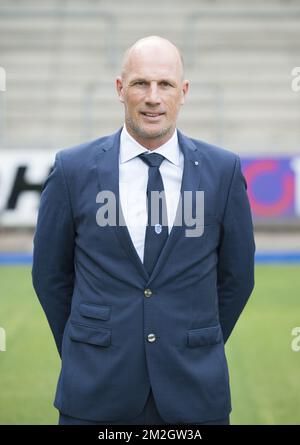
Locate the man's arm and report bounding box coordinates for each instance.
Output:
[217,156,255,344]
[32,152,75,357]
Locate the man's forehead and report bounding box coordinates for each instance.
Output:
[126,63,181,81]
[126,75,178,85]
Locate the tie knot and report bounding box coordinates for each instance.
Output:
[139,152,165,168]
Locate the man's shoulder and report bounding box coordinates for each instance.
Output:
[181,133,239,163]
[55,129,121,167]
[186,134,238,163]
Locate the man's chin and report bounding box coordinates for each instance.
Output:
[138,125,170,140]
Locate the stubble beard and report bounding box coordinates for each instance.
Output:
[126,114,173,142]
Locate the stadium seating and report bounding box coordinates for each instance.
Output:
[0,0,300,154]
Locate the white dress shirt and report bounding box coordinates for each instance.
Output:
[119,124,184,263]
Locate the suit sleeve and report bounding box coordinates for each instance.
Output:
[32,152,75,357]
[217,156,255,344]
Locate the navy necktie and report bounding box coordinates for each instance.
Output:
[139,153,169,276]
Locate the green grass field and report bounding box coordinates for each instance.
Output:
[0,265,299,424]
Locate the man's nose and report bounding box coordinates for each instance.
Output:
[145,83,161,104]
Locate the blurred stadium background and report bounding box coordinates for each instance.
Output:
[0,0,300,425]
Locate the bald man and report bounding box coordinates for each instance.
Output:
[32,36,255,425]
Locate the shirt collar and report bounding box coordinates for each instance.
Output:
[120,124,180,166]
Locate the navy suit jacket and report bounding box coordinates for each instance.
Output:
[32,127,255,424]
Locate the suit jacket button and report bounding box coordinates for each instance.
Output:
[147,333,156,343]
[144,288,152,298]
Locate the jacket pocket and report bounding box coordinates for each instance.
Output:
[69,322,111,347]
[187,324,223,347]
[79,303,111,320]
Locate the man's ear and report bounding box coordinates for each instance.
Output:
[180,80,190,105]
[116,77,125,103]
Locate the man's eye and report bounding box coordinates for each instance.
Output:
[161,82,172,87]
[134,81,146,86]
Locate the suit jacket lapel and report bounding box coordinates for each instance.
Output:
[96,128,149,281]
[148,130,203,283]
